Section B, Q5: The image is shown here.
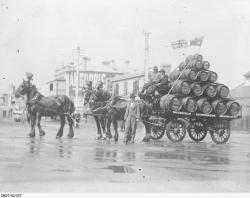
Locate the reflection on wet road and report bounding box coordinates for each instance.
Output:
[0,120,250,192]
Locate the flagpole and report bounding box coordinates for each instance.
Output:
[165,36,204,97]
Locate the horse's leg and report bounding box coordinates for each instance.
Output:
[142,118,151,142]
[100,117,108,140]
[56,114,65,138]
[66,114,74,138]
[112,116,118,142]
[106,115,113,140]
[94,116,102,140]
[37,112,45,136]
[28,113,36,138]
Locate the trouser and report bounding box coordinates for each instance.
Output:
[124,116,137,142]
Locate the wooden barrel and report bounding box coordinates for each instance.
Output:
[181,97,197,113]
[209,71,218,83]
[169,69,180,81]
[171,80,191,95]
[179,69,197,81]
[197,70,210,82]
[185,55,193,62]
[178,61,187,71]
[160,94,182,112]
[212,99,227,115]
[202,61,210,70]
[203,84,217,98]
[191,82,203,96]
[226,101,241,116]
[193,53,203,61]
[188,59,203,70]
[216,84,230,98]
[197,98,213,114]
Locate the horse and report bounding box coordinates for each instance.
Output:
[15,80,75,138]
[106,96,153,142]
[106,96,127,141]
[83,88,111,139]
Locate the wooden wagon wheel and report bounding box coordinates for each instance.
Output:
[210,126,230,144]
[166,119,186,142]
[150,119,165,140]
[187,121,207,142]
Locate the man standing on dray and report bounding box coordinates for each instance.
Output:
[124,93,140,143]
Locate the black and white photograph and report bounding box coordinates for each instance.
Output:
[0,0,250,196]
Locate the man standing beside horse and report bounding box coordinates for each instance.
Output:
[124,93,140,143]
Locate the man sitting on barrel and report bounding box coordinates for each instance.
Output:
[139,67,169,103]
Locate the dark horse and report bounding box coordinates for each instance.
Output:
[83,88,111,139]
[15,80,75,138]
[106,96,153,142]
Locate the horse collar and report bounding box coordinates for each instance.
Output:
[27,92,40,104]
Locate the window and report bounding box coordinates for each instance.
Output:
[124,81,128,96]
[114,83,119,96]
[133,80,139,94]
[49,83,53,91]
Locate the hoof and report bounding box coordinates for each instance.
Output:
[27,133,35,138]
[67,134,74,138]
[39,131,46,136]
[142,137,150,142]
[113,134,118,142]
[95,135,102,140]
[123,139,129,144]
[56,135,62,139]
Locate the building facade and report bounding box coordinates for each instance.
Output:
[230,71,250,131]
[47,65,123,109]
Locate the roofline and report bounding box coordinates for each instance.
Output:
[46,79,66,84]
[111,71,145,82]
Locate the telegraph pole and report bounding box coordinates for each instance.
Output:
[144,31,150,82]
[75,46,80,111]
[72,46,84,112]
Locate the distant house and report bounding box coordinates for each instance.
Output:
[230,71,250,131]
[110,71,145,97]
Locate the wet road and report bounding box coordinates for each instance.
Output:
[0,120,250,192]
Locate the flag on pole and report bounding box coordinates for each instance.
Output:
[171,39,189,49]
[190,36,204,46]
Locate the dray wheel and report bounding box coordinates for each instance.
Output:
[166,119,186,143]
[150,119,165,140]
[188,120,207,142]
[210,120,231,144]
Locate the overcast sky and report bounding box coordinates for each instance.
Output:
[1,0,250,92]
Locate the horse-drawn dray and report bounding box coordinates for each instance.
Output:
[146,53,242,144]
[148,110,241,144]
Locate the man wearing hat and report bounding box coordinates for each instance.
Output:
[149,68,169,97]
[140,65,161,99]
[84,81,93,90]
[149,65,162,83]
[158,68,169,85]
[26,72,33,83]
[123,93,140,143]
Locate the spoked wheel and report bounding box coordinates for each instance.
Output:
[210,120,231,144]
[166,119,186,143]
[210,127,230,144]
[188,121,207,142]
[150,120,165,140]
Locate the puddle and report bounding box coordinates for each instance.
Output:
[52,169,73,172]
[103,165,135,173]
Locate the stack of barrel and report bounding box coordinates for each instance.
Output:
[159,54,241,116]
